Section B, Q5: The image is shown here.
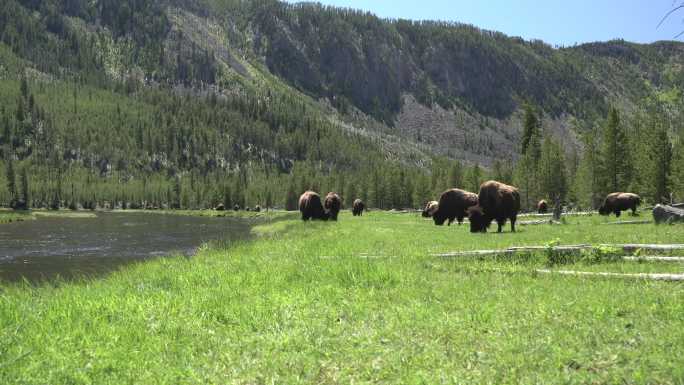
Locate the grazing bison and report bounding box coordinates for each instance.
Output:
[537,200,548,214]
[215,203,225,211]
[421,201,439,218]
[598,193,641,217]
[233,204,240,211]
[324,192,342,221]
[352,199,365,216]
[299,191,329,221]
[469,181,520,233]
[254,205,261,212]
[432,189,479,226]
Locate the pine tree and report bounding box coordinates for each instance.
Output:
[538,136,567,204]
[671,139,684,201]
[575,129,602,209]
[521,103,540,156]
[413,173,432,207]
[515,103,542,209]
[345,181,357,206]
[466,164,482,193]
[447,161,463,189]
[285,181,298,211]
[6,159,16,207]
[20,74,29,101]
[265,189,273,211]
[223,184,232,208]
[599,107,631,194]
[172,176,181,209]
[649,126,672,203]
[20,166,29,208]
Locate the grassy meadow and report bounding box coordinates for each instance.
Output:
[1,210,684,384]
[0,210,33,224]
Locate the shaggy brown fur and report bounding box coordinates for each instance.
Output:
[537,200,548,214]
[352,199,365,216]
[299,191,328,221]
[599,192,641,217]
[432,189,479,226]
[324,192,342,221]
[469,181,520,233]
[421,201,439,218]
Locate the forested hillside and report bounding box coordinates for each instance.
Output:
[0,0,683,210]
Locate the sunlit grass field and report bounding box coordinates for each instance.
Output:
[1,210,684,384]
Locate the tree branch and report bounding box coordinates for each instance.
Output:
[657,4,684,29]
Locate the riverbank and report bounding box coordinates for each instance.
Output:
[0,210,33,224]
[1,212,684,383]
[0,208,294,224]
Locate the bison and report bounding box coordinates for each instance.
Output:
[324,192,342,221]
[537,200,548,214]
[432,189,479,226]
[468,181,520,233]
[352,199,365,216]
[254,205,261,212]
[299,191,329,221]
[233,204,240,211]
[421,201,439,218]
[598,193,641,217]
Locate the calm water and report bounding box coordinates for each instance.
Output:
[0,212,253,282]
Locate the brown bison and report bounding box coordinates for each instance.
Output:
[324,192,342,221]
[537,200,548,214]
[299,191,328,221]
[421,201,439,218]
[432,189,479,226]
[598,193,641,217]
[468,181,521,233]
[352,199,365,216]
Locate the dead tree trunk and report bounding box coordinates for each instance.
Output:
[653,204,684,225]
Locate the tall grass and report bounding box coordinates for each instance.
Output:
[1,211,684,384]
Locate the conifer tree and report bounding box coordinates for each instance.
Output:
[599,107,631,194]
[447,161,463,188]
[538,136,567,204]
[6,159,16,207]
[575,129,602,209]
[466,164,482,193]
[671,139,684,201]
[649,126,672,203]
[20,166,29,208]
[285,182,298,211]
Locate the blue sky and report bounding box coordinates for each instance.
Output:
[285,0,684,46]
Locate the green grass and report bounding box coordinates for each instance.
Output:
[1,211,684,384]
[0,210,33,224]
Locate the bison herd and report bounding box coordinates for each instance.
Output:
[298,181,641,232]
[298,191,359,221]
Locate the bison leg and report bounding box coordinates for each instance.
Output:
[456,215,464,225]
[615,210,622,218]
[510,217,516,233]
[497,219,504,233]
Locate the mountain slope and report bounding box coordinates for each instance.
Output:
[0,0,682,208]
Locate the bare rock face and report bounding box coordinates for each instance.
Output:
[653,204,684,224]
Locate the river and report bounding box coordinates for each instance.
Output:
[0,212,254,283]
